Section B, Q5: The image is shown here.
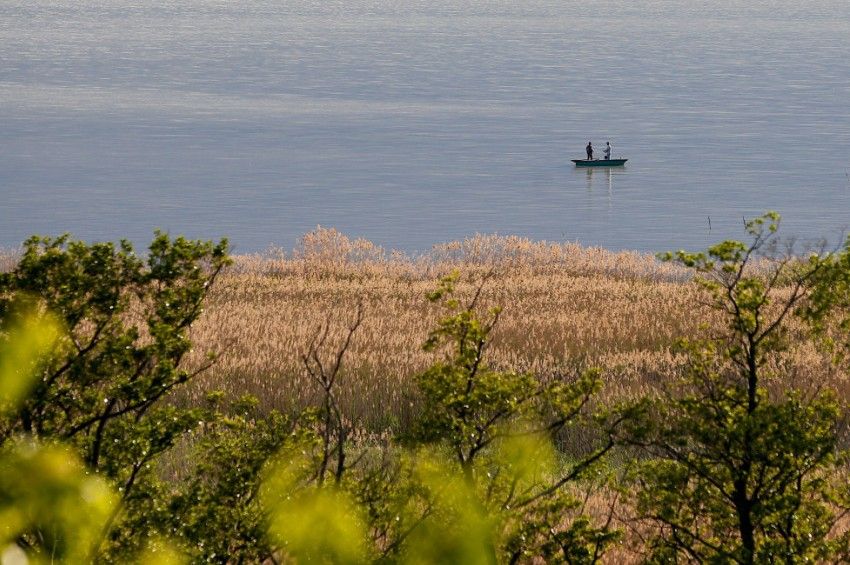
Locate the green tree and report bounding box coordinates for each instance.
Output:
[397,272,628,563]
[635,213,850,563]
[0,232,229,560]
[1,299,188,564]
[0,300,114,563]
[166,394,304,564]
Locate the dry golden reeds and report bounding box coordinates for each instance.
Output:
[0,248,20,273]
[179,229,712,431]
[6,229,842,435]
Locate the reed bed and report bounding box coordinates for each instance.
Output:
[6,231,844,433]
[185,228,848,437]
[180,229,719,432]
[0,248,20,273]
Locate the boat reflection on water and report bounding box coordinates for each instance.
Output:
[581,167,623,210]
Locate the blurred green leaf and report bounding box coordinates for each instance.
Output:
[0,300,60,414]
[0,442,116,563]
[401,452,496,565]
[262,452,367,564]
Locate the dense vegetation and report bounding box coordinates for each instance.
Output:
[3,214,850,563]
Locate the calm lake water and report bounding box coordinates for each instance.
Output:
[2,0,849,254]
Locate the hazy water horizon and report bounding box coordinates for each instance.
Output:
[2,0,849,254]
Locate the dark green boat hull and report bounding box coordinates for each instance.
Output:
[572,159,628,167]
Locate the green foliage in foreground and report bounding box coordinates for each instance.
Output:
[638,213,850,563]
[0,233,230,561]
[0,303,113,563]
[2,216,850,563]
[403,272,630,562]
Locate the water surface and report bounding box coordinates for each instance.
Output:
[2,0,849,253]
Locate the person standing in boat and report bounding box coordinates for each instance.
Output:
[603,141,611,160]
[586,141,593,160]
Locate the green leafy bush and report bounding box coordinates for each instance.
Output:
[0,233,229,561]
[636,213,850,563]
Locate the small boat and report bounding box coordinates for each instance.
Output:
[572,159,628,167]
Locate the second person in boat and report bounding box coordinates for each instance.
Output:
[586,141,593,160]
[604,141,611,160]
